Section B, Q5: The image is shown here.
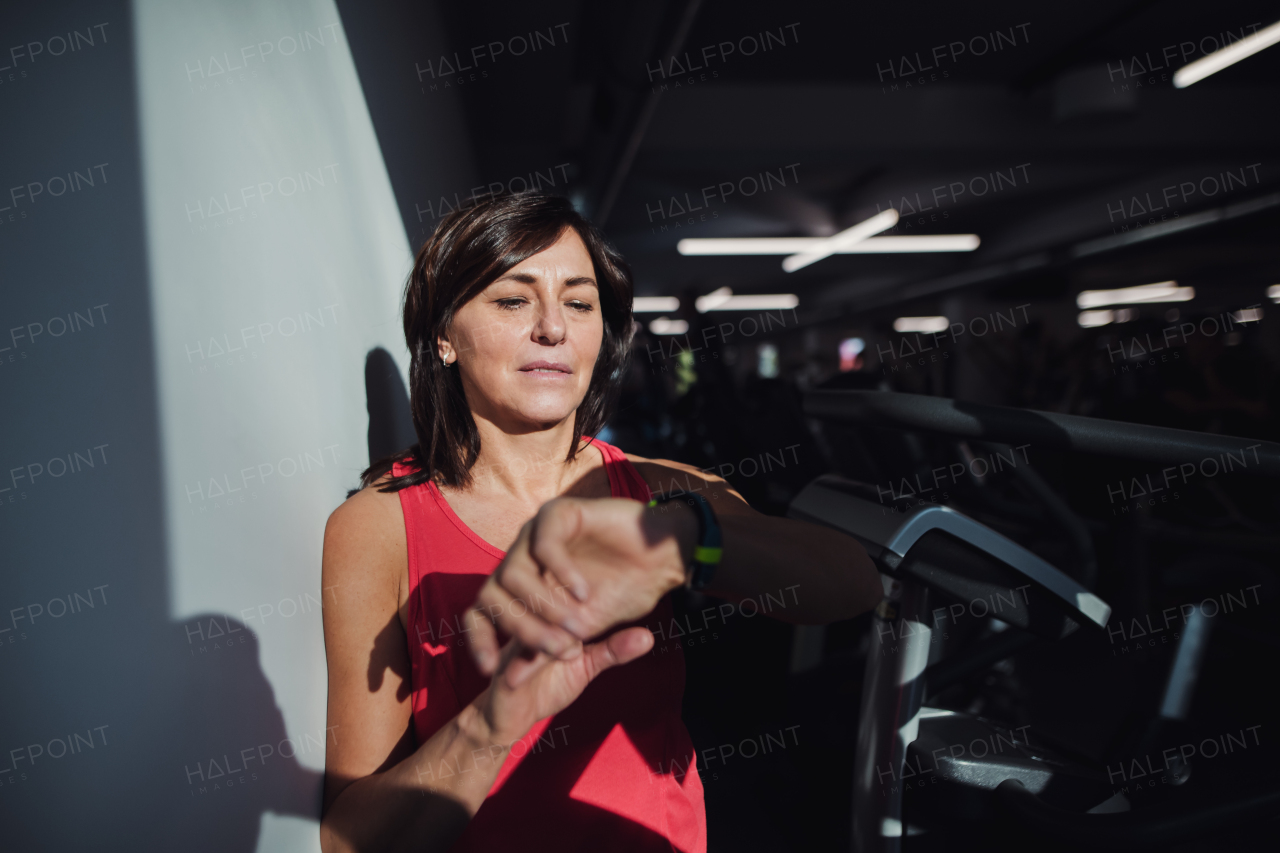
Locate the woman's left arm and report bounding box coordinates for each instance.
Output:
[637,458,883,625]
[466,457,883,674]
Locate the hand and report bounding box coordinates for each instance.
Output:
[472,628,654,745]
[467,497,694,676]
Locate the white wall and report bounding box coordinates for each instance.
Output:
[1,0,468,849]
[135,1,412,848]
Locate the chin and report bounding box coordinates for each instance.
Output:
[523,405,580,426]
[508,395,583,428]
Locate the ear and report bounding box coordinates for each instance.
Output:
[436,336,452,364]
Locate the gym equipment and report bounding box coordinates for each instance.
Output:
[803,389,1280,478]
[791,473,1112,850]
[790,389,1280,852]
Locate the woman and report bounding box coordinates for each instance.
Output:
[318,192,882,853]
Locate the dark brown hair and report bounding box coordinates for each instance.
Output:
[358,191,635,492]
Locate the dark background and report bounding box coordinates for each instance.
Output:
[344,2,1280,849]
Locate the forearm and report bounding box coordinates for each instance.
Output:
[705,513,882,624]
[320,698,515,853]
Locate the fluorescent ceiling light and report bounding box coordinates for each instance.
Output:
[705,294,799,311]
[693,287,798,312]
[835,234,979,253]
[677,234,980,255]
[1079,308,1138,328]
[1078,310,1116,328]
[696,287,733,312]
[1174,20,1280,88]
[648,317,688,334]
[893,316,949,333]
[1076,281,1194,309]
[633,296,680,312]
[1232,307,1263,323]
[782,209,900,272]
[1268,284,1280,304]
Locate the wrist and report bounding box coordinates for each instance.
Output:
[460,691,520,750]
[647,499,699,590]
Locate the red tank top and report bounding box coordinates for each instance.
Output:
[394,438,707,853]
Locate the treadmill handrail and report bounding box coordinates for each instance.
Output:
[806,390,1280,477]
[889,505,1110,628]
[789,476,1111,629]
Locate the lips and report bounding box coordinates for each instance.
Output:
[519,360,573,373]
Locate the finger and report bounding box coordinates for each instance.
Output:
[582,626,655,680]
[496,517,592,636]
[478,581,582,662]
[465,605,501,676]
[529,500,589,602]
[497,540,591,639]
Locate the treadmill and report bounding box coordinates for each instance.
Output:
[790,389,1280,852]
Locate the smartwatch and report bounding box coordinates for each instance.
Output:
[648,490,723,590]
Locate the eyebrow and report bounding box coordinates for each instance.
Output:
[492,272,597,288]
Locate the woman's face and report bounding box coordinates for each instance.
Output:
[441,227,604,431]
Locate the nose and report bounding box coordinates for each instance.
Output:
[530,298,567,346]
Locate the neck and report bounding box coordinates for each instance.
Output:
[460,413,597,504]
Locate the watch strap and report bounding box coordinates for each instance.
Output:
[648,489,722,590]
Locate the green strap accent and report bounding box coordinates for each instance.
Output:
[694,545,723,565]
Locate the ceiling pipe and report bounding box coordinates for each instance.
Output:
[593,0,703,227]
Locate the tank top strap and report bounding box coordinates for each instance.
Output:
[588,437,652,502]
[391,460,445,600]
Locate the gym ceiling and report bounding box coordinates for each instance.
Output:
[346,0,1280,321]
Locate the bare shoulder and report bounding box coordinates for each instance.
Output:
[624,452,758,516]
[320,474,414,816]
[322,474,407,605]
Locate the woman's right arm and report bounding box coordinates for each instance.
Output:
[318,484,652,853]
[318,484,489,853]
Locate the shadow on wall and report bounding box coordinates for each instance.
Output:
[140,350,412,847]
[3,351,413,852]
[137,349,413,847]
[365,347,417,465]
[150,617,327,846]
[3,603,328,852]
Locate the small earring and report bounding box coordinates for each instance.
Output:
[441,354,451,367]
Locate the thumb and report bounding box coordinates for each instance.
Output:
[583,627,654,680]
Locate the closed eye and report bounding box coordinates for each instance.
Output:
[494,298,594,313]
